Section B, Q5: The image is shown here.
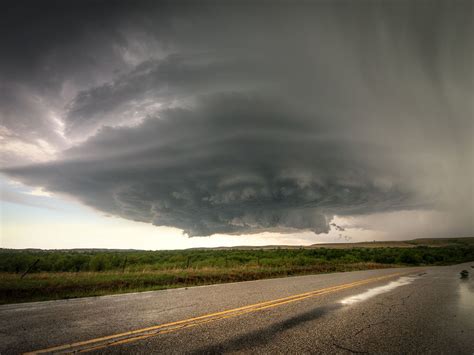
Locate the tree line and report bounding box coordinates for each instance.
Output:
[1,245,472,273]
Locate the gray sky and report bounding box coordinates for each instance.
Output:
[1,0,473,248]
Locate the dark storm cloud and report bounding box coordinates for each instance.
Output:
[64,53,274,138]
[1,0,473,237]
[1,1,128,162]
[4,94,423,236]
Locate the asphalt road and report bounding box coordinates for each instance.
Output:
[1,263,473,354]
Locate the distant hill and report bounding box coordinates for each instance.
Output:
[194,237,474,250]
[307,237,474,249]
[405,237,474,246]
[1,237,472,252]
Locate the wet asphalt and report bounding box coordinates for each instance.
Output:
[0,263,473,354]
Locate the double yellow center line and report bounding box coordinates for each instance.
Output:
[25,271,410,354]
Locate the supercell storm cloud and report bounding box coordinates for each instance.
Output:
[1,1,473,237]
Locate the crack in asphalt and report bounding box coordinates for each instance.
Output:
[331,340,369,354]
[352,320,388,337]
[327,277,424,353]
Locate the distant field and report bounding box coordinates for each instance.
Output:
[1,239,473,304]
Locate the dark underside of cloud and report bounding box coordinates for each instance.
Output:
[5,94,426,236]
[1,0,473,237]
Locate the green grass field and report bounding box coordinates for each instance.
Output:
[1,243,473,304]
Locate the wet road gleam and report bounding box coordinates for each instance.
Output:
[0,263,473,354]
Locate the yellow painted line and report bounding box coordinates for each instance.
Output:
[25,271,414,354]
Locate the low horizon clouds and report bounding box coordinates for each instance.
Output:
[1,0,472,239]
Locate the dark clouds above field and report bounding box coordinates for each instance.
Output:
[1,0,473,238]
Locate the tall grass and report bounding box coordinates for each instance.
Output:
[0,245,472,304]
[0,262,388,304]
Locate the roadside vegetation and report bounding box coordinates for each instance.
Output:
[1,244,473,304]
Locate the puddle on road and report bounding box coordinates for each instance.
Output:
[340,276,418,305]
[458,279,474,327]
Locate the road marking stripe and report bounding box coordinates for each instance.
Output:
[25,271,412,354]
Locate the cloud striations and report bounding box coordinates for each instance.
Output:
[2,0,473,238]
